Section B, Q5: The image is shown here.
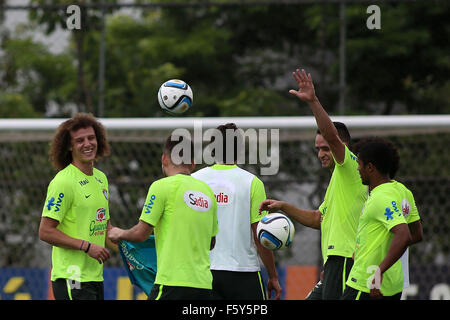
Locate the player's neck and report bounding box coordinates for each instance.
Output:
[72,160,94,176]
[170,170,191,176]
[368,175,391,192]
[164,165,191,177]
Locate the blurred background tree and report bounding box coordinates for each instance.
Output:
[0,1,448,118]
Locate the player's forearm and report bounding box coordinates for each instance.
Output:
[39,225,83,251]
[117,221,153,243]
[252,223,278,279]
[379,225,411,274]
[257,244,278,280]
[281,202,321,230]
[307,97,339,143]
[105,221,118,251]
[118,228,147,243]
[408,221,423,245]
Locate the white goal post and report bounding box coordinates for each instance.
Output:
[0,115,449,131]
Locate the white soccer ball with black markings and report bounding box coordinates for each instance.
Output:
[257,213,295,250]
[158,79,193,115]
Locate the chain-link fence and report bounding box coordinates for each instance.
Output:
[0,120,448,299]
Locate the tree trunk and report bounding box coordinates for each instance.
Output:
[74,18,94,114]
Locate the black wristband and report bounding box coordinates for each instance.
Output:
[84,242,91,253]
[80,240,85,251]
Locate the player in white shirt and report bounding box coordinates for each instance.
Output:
[192,123,282,300]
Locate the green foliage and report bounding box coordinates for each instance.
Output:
[0,93,39,118]
[0,37,76,115]
[0,2,448,117]
[345,3,450,114]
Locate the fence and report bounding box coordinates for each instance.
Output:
[0,116,449,299]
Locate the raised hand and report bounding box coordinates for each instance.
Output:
[289,68,317,103]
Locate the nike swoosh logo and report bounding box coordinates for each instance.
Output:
[85,194,91,199]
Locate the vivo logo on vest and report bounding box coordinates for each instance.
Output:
[184,190,211,212]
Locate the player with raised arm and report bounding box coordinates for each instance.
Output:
[108,135,218,300]
[260,69,367,299]
[39,113,113,300]
[192,123,282,300]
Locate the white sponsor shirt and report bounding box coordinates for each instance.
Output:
[192,164,266,272]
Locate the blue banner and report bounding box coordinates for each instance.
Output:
[0,268,48,300]
[0,264,447,300]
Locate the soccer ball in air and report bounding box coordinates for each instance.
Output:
[158,79,193,115]
[257,213,295,250]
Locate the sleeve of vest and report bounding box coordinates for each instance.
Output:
[139,180,167,227]
[372,192,407,231]
[41,175,74,223]
[250,176,267,224]
[406,189,421,223]
[335,145,358,172]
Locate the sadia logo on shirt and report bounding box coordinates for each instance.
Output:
[184,190,211,212]
[215,192,230,205]
[211,183,234,206]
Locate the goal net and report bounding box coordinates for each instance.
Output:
[0,115,448,300]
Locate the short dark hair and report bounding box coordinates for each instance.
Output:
[163,134,194,165]
[214,123,243,163]
[316,121,351,145]
[355,137,400,178]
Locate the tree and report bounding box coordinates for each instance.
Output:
[29,0,117,115]
[2,1,448,117]
[0,93,38,118]
[81,4,320,117]
[344,3,450,114]
[0,37,76,116]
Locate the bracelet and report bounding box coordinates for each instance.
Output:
[80,240,85,251]
[84,242,91,253]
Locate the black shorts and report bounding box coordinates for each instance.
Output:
[341,286,402,300]
[52,278,104,300]
[148,284,214,300]
[306,255,353,300]
[211,270,266,300]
